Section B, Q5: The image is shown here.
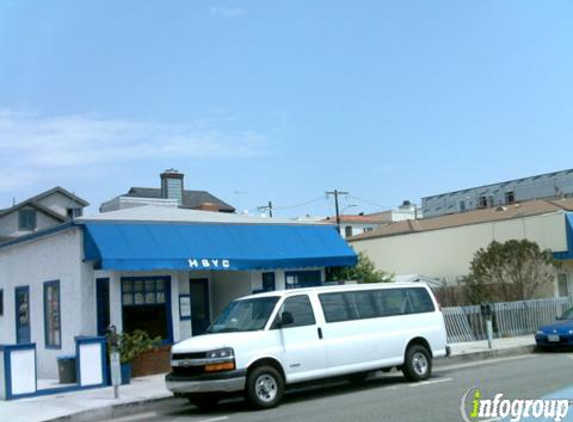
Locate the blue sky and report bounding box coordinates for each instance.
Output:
[1,0,572,217]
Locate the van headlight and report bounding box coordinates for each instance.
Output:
[536,330,544,335]
[207,347,234,360]
[205,347,235,372]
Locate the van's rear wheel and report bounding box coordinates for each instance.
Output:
[246,365,284,409]
[402,345,432,382]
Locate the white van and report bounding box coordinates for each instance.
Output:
[166,283,449,409]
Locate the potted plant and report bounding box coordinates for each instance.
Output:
[106,329,162,384]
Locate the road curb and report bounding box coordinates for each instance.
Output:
[43,345,537,422]
[435,344,536,367]
[47,395,177,422]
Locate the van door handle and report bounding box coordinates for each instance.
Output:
[317,327,323,340]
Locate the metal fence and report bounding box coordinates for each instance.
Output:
[442,297,573,343]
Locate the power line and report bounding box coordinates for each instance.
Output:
[326,190,349,233]
[272,196,326,211]
[348,194,393,210]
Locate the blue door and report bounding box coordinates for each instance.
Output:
[189,279,210,336]
[15,286,31,344]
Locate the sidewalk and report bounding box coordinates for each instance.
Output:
[0,335,537,422]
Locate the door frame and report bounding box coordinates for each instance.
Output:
[189,278,210,336]
[96,278,110,336]
[15,285,31,344]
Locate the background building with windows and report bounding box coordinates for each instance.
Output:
[0,187,88,243]
[349,198,573,298]
[0,205,356,378]
[422,168,573,218]
[99,169,235,213]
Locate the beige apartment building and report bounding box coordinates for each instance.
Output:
[349,199,573,298]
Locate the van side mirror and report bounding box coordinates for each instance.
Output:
[281,311,294,327]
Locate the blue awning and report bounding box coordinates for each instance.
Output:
[555,213,573,261]
[82,221,357,271]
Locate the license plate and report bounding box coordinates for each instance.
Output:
[548,334,560,342]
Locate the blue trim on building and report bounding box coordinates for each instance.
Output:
[0,343,37,400]
[96,278,110,336]
[0,221,76,250]
[75,336,108,388]
[555,213,573,261]
[14,286,30,344]
[43,280,62,350]
[120,276,174,344]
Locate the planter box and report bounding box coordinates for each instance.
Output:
[130,345,172,378]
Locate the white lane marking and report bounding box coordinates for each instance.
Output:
[196,417,229,422]
[110,412,158,422]
[436,354,536,372]
[409,377,452,387]
[170,416,229,422]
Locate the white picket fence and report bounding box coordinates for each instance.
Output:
[442,297,573,343]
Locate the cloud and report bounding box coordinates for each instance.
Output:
[0,109,270,193]
[208,0,246,17]
[210,5,246,16]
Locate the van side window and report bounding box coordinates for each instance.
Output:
[406,288,435,313]
[277,295,316,328]
[319,288,435,323]
[319,293,351,323]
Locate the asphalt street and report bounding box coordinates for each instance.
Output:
[103,353,573,422]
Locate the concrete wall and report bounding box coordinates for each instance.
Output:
[350,212,568,290]
[0,227,92,378]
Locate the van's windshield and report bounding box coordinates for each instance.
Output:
[206,296,280,334]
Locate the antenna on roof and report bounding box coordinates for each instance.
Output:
[12,197,16,206]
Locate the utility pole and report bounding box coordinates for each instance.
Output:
[257,200,273,218]
[326,190,349,234]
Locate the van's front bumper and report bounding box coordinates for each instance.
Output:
[165,370,247,394]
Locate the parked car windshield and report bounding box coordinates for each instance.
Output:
[207,296,280,333]
[558,307,573,320]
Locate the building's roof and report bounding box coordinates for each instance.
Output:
[0,198,68,222]
[321,214,390,225]
[422,168,573,200]
[79,205,328,225]
[0,186,89,218]
[124,187,235,212]
[348,198,573,241]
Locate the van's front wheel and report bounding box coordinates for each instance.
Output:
[246,365,284,409]
[402,345,432,382]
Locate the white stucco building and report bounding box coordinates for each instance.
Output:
[0,206,356,378]
[349,199,573,298]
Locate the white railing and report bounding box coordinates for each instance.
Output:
[442,297,573,343]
